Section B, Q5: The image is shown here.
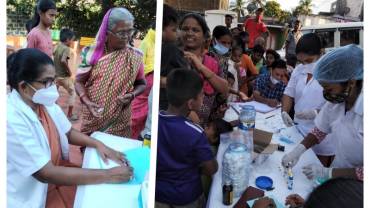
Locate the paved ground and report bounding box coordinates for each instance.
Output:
[56,50,84,164]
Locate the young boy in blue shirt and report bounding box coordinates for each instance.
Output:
[156,69,218,208]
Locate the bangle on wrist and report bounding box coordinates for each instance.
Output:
[205,72,215,80]
[79,93,88,103]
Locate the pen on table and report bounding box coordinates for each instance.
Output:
[265,114,275,119]
[293,122,306,138]
[230,105,240,115]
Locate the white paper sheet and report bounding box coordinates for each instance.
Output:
[231,101,278,114]
[74,132,143,208]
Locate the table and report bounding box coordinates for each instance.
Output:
[74,132,143,208]
[207,106,322,207]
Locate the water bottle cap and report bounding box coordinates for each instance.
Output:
[255,176,273,190]
[240,105,255,110]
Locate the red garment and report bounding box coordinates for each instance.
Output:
[27,27,53,57]
[202,55,221,95]
[131,72,154,139]
[244,18,268,48]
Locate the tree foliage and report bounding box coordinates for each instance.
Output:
[293,0,313,16]
[7,0,156,38]
[56,0,103,38]
[249,0,265,8]
[230,0,267,20]
[230,0,248,21]
[7,0,41,16]
[114,0,156,34]
[264,1,291,24]
[264,1,280,17]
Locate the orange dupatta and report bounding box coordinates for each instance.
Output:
[37,106,77,208]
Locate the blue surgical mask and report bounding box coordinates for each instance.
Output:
[214,40,229,55]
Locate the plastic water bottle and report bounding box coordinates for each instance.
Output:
[238,105,255,151]
[222,143,251,198]
[239,105,256,131]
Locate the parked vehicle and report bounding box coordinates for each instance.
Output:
[277,21,363,58]
[301,21,363,53]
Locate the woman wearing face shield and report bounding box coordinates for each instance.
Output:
[282,44,363,181]
[281,33,335,167]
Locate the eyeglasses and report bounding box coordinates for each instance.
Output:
[108,29,136,39]
[32,78,56,88]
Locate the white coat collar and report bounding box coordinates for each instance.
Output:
[8,89,70,160]
[8,90,40,122]
[353,89,363,116]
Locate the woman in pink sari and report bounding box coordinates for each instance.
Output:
[75,8,146,138]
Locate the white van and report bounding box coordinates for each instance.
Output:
[301,22,363,53]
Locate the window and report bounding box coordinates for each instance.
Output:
[315,29,335,48]
[340,28,360,46]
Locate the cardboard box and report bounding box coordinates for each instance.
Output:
[253,129,277,154]
[253,129,277,164]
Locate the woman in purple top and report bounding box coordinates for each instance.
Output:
[27,0,57,58]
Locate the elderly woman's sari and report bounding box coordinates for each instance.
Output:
[77,8,144,137]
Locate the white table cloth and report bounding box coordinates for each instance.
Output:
[207,106,322,207]
[74,132,143,208]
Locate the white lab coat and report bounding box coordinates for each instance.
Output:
[315,90,363,168]
[7,90,71,208]
[284,63,335,155]
[227,59,240,102]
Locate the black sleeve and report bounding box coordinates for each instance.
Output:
[161,42,189,77]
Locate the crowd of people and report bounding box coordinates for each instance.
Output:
[6,0,363,207]
[156,4,363,208]
[7,0,155,207]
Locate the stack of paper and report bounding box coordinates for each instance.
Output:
[232,101,278,114]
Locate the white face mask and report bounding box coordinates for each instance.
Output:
[27,83,59,106]
[270,75,280,85]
